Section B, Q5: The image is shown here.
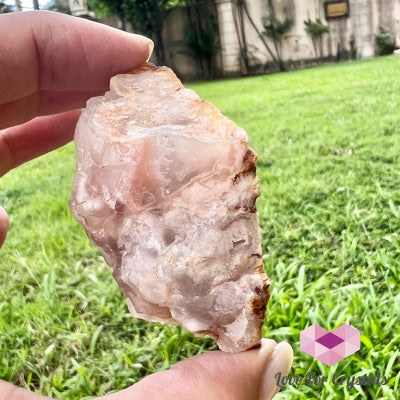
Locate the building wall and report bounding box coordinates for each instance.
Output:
[202,0,400,76]
[94,0,400,79]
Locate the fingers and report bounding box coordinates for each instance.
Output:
[0,380,51,400]
[100,340,293,400]
[0,110,81,177]
[0,11,153,174]
[0,90,101,130]
[0,11,153,129]
[0,206,9,249]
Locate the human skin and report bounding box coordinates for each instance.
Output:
[0,11,293,400]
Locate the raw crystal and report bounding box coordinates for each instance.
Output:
[69,63,270,352]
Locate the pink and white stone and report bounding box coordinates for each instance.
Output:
[69,63,269,352]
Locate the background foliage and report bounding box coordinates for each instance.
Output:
[375,26,396,56]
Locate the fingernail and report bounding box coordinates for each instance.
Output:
[259,338,277,356]
[130,34,154,62]
[146,40,154,62]
[259,341,293,400]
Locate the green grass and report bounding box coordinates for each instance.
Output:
[1,56,400,399]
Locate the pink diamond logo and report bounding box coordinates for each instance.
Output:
[300,324,360,366]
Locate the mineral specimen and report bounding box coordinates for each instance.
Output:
[69,63,269,352]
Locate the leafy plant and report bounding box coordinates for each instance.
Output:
[304,18,330,61]
[304,18,330,38]
[263,15,294,71]
[375,26,396,56]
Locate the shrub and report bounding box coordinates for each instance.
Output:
[375,26,396,55]
[304,18,330,60]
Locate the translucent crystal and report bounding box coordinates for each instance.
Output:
[69,63,270,352]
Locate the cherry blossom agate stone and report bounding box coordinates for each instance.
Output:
[69,63,270,352]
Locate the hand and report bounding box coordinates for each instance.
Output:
[0,11,293,400]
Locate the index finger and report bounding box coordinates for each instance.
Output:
[0,11,152,129]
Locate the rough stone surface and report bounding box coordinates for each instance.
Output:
[69,63,270,352]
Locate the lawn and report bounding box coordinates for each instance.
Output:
[1,55,400,399]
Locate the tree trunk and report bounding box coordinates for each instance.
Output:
[271,34,285,71]
[115,1,126,31]
[266,0,285,71]
[238,2,249,74]
[311,38,318,60]
[186,1,205,77]
[192,2,207,77]
[232,1,249,75]
[118,14,126,31]
[318,36,323,60]
[14,0,22,11]
[153,1,166,65]
[240,0,280,70]
[33,0,39,10]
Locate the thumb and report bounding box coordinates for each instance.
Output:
[100,340,293,400]
[0,205,9,248]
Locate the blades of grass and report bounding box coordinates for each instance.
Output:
[90,325,104,356]
[385,350,399,379]
[388,199,399,218]
[296,264,306,297]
